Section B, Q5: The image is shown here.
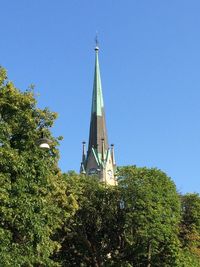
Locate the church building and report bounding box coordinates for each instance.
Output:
[80,43,117,186]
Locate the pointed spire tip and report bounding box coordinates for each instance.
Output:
[95,33,99,51]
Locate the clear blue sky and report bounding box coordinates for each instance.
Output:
[1,1,200,194]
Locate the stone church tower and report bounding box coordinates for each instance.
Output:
[80,44,117,185]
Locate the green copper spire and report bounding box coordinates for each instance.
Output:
[80,42,117,185]
[91,46,104,116]
[88,44,108,155]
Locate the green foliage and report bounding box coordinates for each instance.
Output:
[54,167,184,267]
[181,193,200,233]
[179,249,200,267]
[179,193,200,264]
[0,67,77,266]
[1,67,199,266]
[54,173,124,267]
[117,166,182,267]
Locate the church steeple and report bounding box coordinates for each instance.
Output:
[80,42,117,185]
[88,43,108,156]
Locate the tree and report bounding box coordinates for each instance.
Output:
[54,173,126,267]
[0,67,77,266]
[179,193,200,265]
[54,167,183,267]
[118,166,182,267]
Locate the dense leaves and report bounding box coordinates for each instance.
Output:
[179,193,200,265]
[0,67,200,266]
[0,67,76,266]
[53,167,184,267]
[117,166,182,267]
[54,174,124,266]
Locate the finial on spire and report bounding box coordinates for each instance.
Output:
[80,141,86,174]
[111,144,116,166]
[95,32,99,51]
[82,141,86,160]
